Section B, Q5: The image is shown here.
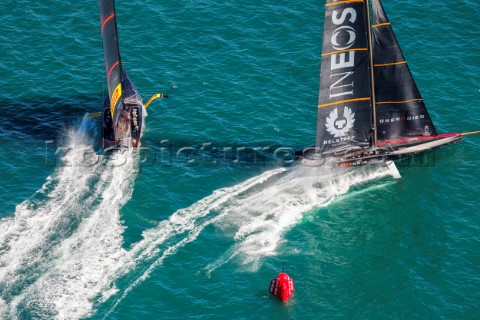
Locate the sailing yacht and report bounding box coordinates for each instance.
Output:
[296,0,477,167]
[99,0,166,150]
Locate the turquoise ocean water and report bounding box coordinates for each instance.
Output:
[1,0,479,319]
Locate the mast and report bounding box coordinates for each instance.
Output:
[365,0,378,147]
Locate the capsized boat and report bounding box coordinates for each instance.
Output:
[295,0,479,167]
[99,0,168,150]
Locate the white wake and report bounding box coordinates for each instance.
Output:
[104,162,399,316]
[0,116,401,319]
[0,118,138,319]
[206,164,397,273]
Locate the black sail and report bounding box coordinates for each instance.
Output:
[316,0,373,154]
[99,0,124,126]
[371,0,437,140]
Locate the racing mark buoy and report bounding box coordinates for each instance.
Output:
[269,266,294,302]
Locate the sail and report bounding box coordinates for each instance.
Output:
[315,0,373,154]
[99,0,124,126]
[371,0,437,141]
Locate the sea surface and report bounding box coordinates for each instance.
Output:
[0,0,479,319]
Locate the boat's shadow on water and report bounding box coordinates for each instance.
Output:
[0,96,102,141]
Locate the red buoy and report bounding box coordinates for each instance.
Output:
[269,272,294,302]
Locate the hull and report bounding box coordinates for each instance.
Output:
[102,73,143,150]
[102,104,143,150]
[296,134,463,168]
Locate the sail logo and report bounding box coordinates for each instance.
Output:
[331,26,356,50]
[110,83,123,116]
[329,7,358,99]
[379,115,425,124]
[325,107,355,138]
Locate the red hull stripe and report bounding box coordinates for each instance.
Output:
[378,133,461,146]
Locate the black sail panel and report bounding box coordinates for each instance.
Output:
[316,0,373,154]
[99,0,124,126]
[371,0,437,140]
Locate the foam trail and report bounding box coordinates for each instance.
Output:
[0,123,103,294]
[0,113,400,319]
[7,151,137,319]
[0,298,5,318]
[105,162,398,316]
[104,167,287,317]
[0,116,140,319]
[205,163,399,273]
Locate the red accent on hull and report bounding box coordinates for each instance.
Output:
[378,133,461,146]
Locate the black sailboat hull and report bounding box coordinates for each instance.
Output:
[296,133,463,167]
[101,104,143,150]
[102,72,144,150]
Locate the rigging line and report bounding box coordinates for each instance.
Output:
[353,54,369,72]
[365,0,378,146]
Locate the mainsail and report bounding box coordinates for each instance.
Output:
[99,0,124,126]
[316,0,373,154]
[314,0,445,156]
[297,0,474,166]
[371,0,437,141]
